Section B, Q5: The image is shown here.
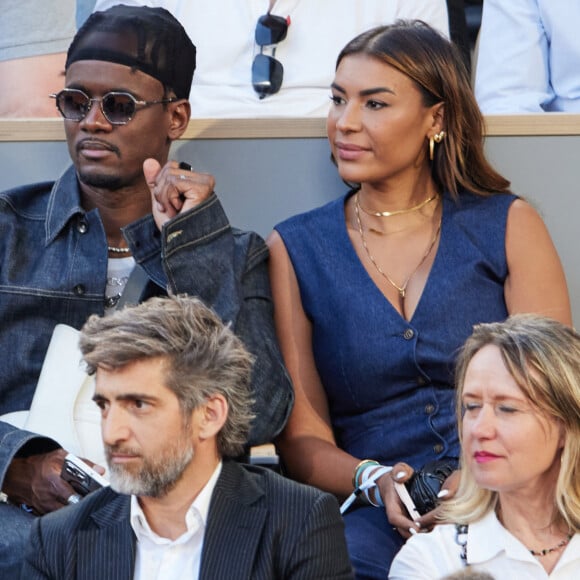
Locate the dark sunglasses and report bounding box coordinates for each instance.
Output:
[252,13,290,99]
[50,88,178,125]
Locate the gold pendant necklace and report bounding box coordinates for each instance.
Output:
[358,192,437,218]
[354,193,441,304]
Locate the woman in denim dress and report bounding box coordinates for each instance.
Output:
[268,21,571,579]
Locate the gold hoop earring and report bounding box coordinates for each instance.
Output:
[429,131,446,161]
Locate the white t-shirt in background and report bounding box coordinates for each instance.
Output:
[92,0,449,118]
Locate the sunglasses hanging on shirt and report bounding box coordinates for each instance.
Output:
[252,13,290,99]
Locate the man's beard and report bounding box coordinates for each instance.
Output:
[106,432,194,498]
[78,170,125,190]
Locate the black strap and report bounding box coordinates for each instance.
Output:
[115,264,149,309]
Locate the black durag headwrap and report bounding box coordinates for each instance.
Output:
[66,5,196,99]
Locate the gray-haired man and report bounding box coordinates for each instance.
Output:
[22,296,352,579]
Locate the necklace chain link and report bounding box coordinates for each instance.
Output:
[107,245,131,254]
[358,192,437,218]
[529,533,573,557]
[354,193,441,304]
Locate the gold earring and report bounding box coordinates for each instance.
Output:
[429,131,446,161]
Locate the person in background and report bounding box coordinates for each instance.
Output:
[445,0,472,73]
[76,0,97,27]
[92,0,449,118]
[390,315,580,578]
[0,6,292,576]
[268,20,571,578]
[475,0,580,113]
[21,296,352,580]
[0,0,75,117]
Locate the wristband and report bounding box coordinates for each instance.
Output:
[361,465,390,507]
[340,465,392,514]
[352,459,379,488]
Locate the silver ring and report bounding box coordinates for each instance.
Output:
[179,174,187,180]
[67,494,81,505]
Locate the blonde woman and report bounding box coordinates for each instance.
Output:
[390,315,580,578]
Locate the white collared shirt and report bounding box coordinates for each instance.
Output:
[476,0,580,113]
[390,509,580,579]
[130,462,222,580]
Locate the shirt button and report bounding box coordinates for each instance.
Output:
[403,328,414,340]
[73,284,86,295]
[417,376,427,386]
[433,443,444,454]
[425,403,435,414]
[77,218,88,234]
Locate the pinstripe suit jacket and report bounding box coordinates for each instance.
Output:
[21,460,353,579]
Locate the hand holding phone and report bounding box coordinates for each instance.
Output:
[394,481,422,521]
[60,454,108,497]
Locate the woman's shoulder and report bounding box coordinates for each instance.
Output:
[389,523,461,579]
[445,191,518,238]
[449,190,518,212]
[275,192,349,236]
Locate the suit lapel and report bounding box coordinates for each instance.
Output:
[200,462,267,579]
[77,492,136,580]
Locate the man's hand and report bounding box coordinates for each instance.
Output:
[143,158,216,230]
[3,448,104,515]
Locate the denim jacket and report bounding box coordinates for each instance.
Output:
[0,165,293,484]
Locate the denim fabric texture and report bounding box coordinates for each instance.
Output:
[0,165,293,574]
[275,189,516,578]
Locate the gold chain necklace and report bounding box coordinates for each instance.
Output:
[358,192,437,218]
[354,193,441,303]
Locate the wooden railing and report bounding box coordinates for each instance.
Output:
[2,114,580,142]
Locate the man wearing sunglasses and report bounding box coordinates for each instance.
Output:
[0,5,292,575]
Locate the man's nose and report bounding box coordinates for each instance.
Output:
[101,406,131,446]
[79,98,112,130]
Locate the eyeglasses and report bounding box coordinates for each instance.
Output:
[252,13,290,100]
[50,88,178,125]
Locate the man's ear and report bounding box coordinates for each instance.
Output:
[167,99,191,141]
[197,394,228,441]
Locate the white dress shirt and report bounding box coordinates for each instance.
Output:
[475,0,580,113]
[92,0,449,118]
[389,509,580,579]
[130,462,222,580]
